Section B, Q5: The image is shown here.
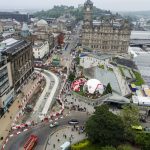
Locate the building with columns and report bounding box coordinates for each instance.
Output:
[81,0,131,54]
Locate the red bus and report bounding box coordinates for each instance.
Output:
[23,135,38,150]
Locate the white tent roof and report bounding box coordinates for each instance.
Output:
[86,79,104,94]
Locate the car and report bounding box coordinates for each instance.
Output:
[68,119,79,125]
[49,122,59,128]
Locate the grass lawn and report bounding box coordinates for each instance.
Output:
[75,86,84,96]
[133,71,145,86]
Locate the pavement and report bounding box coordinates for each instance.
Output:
[4,111,89,150]
[46,126,86,150]
[0,73,39,146]
[29,69,60,122]
[62,91,95,114]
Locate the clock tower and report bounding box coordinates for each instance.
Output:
[83,0,93,27]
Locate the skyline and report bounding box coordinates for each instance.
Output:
[0,0,150,12]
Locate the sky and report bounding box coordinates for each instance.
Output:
[0,0,150,12]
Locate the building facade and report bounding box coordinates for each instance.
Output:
[1,38,34,91]
[0,54,14,115]
[33,40,49,59]
[81,0,131,54]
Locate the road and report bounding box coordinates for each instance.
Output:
[61,23,81,71]
[4,111,88,150]
[4,23,82,150]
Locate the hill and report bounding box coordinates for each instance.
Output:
[33,5,113,21]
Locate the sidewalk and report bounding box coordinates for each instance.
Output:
[46,126,86,150]
[0,75,40,146]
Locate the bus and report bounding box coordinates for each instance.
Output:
[23,135,38,150]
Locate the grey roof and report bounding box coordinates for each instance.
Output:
[130,31,150,40]
[84,66,121,95]
[130,39,150,45]
[2,40,30,55]
[92,20,122,28]
[105,94,130,104]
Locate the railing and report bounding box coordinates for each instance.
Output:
[71,91,112,106]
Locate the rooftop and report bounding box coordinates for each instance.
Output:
[84,66,121,95]
[0,38,30,55]
[130,31,150,40]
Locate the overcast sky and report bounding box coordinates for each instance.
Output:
[0,0,150,11]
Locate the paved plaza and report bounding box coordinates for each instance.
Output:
[46,126,86,150]
[0,73,40,145]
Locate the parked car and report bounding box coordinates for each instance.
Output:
[68,119,79,125]
[50,122,59,128]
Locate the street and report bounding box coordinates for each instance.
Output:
[4,111,89,150]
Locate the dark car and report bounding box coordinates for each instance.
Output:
[68,119,79,125]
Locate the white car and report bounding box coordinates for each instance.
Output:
[50,122,59,128]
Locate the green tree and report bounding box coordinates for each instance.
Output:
[68,72,75,82]
[120,104,140,141]
[103,83,112,95]
[135,132,150,150]
[85,105,125,147]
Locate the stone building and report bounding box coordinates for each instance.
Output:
[81,0,131,54]
[0,54,14,115]
[33,40,49,59]
[1,38,34,91]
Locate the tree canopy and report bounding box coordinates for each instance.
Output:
[33,5,112,21]
[85,105,125,147]
[120,104,140,141]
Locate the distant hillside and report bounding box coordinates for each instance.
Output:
[34,5,113,21]
[119,10,150,18]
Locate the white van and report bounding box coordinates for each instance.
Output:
[60,141,70,150]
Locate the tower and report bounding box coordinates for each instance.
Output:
[83,0,93,27]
